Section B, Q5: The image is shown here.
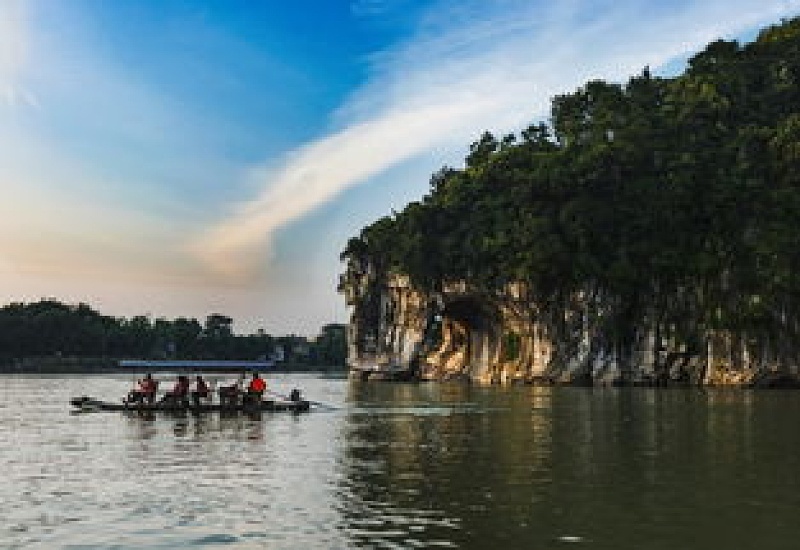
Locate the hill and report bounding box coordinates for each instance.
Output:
[340,17,800,386]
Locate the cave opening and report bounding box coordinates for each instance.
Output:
[431,297,500,353]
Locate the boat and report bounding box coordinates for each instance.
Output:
[70,395,311,413]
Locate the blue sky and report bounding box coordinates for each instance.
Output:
[0,0,798,335]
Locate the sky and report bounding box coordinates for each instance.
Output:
[0,0,798,335]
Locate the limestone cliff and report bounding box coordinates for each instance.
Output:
[341,266,800,386]
[337,18,800,387]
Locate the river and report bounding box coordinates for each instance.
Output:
[2,373,799,549]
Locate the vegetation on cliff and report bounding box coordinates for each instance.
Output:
[341,17,800,373]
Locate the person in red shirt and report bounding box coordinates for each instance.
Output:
[173,375,190,396]
[162,375,190,406]
[139,373,158,404]
[127,373,158,405]
[246,372,267,404]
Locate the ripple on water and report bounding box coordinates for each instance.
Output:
[190,533,240,546]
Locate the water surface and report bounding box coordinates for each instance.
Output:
[2,374,799,549]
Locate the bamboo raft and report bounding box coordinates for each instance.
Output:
[70,395,311,413]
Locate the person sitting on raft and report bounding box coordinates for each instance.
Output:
[162,375,190,405]
[191,375,210,406]
[219,371,244,406]
[245,372,267,404]
[127,373,158,405]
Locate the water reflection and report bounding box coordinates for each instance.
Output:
[337,383,558,548]
[120,409,272,444]
[338,382,800,550]
[3,374,800,549]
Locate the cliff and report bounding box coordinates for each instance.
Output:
[342,265,800,386]
[339,17,800,387]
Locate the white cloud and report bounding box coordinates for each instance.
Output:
[0,0,36,108]
[195,0,800,281]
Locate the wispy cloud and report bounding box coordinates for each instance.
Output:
[0,0,38,108]
[195,0,800,281]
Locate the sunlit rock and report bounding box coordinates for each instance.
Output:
[341,266,800,387]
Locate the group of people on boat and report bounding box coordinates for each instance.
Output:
[126,371,268,407]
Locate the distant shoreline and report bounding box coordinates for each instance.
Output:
[0,357,346,375]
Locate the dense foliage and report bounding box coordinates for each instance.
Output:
[0,299,346,368]
[342,18,800,349]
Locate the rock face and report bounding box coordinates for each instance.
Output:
[341,268,800,386]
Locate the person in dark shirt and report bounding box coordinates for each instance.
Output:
[191,375,210,407]
[219,371,244,407]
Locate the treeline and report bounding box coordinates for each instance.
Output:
[342,18,800,348]
[0,299,347,368]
